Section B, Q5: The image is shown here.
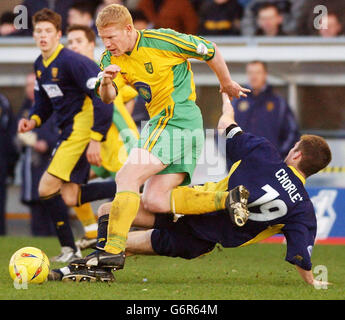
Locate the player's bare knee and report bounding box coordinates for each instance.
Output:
[60,190,77,207]
[97,202,112,218]
[38,183,58,198]
[142,193,170,213]
[60,185,79,206]
[115,169,143,190]
[60,183,80,207]
[126,230,155,255]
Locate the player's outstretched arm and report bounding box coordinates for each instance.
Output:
[99,65,120,104]
[206,43,250,100]
[217,93,237,135]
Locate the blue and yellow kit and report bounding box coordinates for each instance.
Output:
[152,132,316,271]
[97,28,215,185]
[29,44,113,183]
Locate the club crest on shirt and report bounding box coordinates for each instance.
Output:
[144,62,153,74]
[238,100,249,112]
[36,70,42,79]
[51,67,59,81]
[266,101,274,112]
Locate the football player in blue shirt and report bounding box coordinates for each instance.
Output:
[61,93,331,286]
[17,9,115,262]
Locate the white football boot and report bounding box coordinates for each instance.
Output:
[50,246,82,263]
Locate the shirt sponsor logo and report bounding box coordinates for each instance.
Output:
[42,84,64,98]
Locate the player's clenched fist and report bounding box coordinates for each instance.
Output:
[17,118,36,133]
[101,64,121,85]
[99,64,121,103]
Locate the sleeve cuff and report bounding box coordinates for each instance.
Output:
[204,47,215,61]
[90,130,104,142]
[94,78,118,98]
[225,124,243,138]
[94,80,101,98]
[30,114,42,127]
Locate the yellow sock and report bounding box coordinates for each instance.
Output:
[104,191,140,254]
[170,186,229,214]
[73,203,97,239]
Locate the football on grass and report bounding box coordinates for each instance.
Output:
[9,247,50,284]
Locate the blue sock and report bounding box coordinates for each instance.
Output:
[40,193,76,251]
[78,181,117,206]
[95,214,109,250]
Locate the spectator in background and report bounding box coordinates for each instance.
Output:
[96,0,124,18]
[237,0,251,8]
[296,0,345,36]
[229,61,299,168]
[255,3,286,36]
[67,1,98,34]
[137,0,199,35]
[241,0,305,36]
[130,9,152,30]
[16,73,64,236]
[0,12,17,36]
[0,92,18,235]
[198,0,243,36]
[189,0,204,13]
[318,12,343,38]
[20,0,75,35]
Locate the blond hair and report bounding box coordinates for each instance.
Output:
[96,4,133,29]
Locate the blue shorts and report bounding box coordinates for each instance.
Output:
[151,214,216,259]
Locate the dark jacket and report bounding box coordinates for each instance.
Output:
[232,85,300,159]
[0,93,18,177]
[198,0,243,36]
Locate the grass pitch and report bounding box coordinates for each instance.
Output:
[1,236,344,300]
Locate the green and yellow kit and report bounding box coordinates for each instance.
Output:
[97,28,216,185]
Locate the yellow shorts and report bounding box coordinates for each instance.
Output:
[47,98,93,183]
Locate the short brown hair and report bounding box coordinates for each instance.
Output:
[66,24,96,43]
[96,4,133,29]
[32,8,62,32]
[297,135,332,177]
